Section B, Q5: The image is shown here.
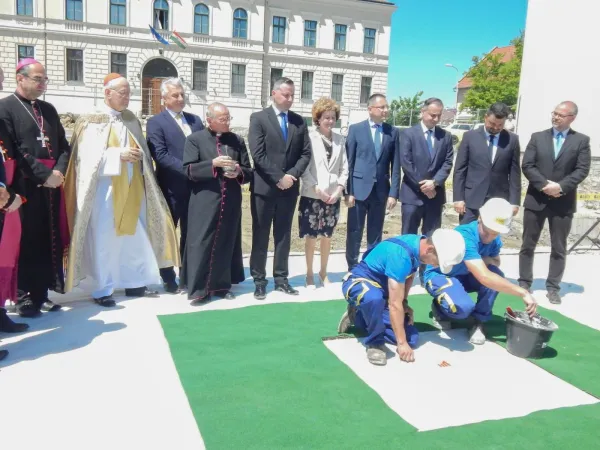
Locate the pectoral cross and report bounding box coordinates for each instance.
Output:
[37,131,47,147]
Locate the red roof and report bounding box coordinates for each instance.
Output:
[458,45,516,89]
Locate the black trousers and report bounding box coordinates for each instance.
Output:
[345,189,386,271]
[160,195,189,286]
[459,207,480,225]
[519,208,572,292]
[250,193,297,286]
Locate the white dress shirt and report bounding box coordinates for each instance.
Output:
[552,127,570,154]
[483,128,499,162]
[167,108,192,136]
[272,105,288,133]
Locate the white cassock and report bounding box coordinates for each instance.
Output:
[83,108,161,298]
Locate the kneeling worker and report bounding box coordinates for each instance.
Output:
[338,229,466,365]
[423,198,537,345]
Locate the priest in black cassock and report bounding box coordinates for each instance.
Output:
[0,58,71,317]
[183,102,252,302]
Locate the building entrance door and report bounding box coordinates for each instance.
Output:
[141,58,178,115]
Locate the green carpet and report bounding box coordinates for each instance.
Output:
[159,296,600,449]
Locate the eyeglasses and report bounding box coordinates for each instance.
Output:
[25,75,49,84]
[215,116,233,123]
[551,111,574,119]
[111,89,131,98]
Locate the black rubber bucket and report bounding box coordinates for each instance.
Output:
[504,310,559,359]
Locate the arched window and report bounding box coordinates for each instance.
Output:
[194,4,209,35]
[232,8,248,39]
[153,0,169,30]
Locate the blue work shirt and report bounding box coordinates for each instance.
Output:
[423,221,502,284]
[352,234,423,296]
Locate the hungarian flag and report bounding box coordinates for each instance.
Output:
[169,31,187,49]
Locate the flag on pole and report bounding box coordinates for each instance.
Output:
[170,31,188,49]
[149,25,170,45]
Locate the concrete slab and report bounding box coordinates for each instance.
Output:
[1,250,598,449]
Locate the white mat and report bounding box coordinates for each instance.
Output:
[325,330,598,431]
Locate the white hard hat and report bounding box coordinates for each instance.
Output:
[431,228,466,274]
[479,197,513,234]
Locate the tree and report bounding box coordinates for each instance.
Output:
[460,32,524,112]
[388,91,424,126]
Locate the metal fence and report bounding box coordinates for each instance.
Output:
[385,108,489,128]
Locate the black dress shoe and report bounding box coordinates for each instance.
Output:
[16,299,42,318]
[93,295,116,307]
[0,308,30,333]
[41,300,62,312]
[125,287,160,298]
[164,282,180,294]
[0,349,8,361]
[274,283,299,296]
[190,294,211,305]
[254,285,267,300]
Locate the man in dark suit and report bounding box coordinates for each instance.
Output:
[399,97,453,235]
[519,101,591,304]
[345,93,400,271]
[248,77,312,300]
[453,102,521,224]
[147,78,204,293]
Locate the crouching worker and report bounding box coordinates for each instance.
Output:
[423,198,538,345]
[338,229,466,366]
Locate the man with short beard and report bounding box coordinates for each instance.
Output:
[63,73,180,307]
[0,58,70,317]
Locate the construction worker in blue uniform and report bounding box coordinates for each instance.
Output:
[338,228,466,366]
[423,198,538,345]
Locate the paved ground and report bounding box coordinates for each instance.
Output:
[1,248,598,449]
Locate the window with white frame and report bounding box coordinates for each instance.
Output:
[231,64,246,95]
[272,16,286,44]
[360,77,372,105]
[194,4,209,35]
[334,24,347,51]
[66,48,83,82]
[193,60,208,91]
[233,8,248,39]
[17,45,35,62]
[17,0,33,16]
[301,71,313,100]
[331,74,343,103]
[111,52,127,77]
[364,28,376,54]
[270,68,283,92]
[66,0,83,21]
[304,20,317,47]
[110,0,126,26]
[153,0,169,30]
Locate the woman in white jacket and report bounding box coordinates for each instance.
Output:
[299,98,348,288]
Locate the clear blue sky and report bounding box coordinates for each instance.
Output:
[386,0,528,107]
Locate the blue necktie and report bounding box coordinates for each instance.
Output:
[488,134,495,162]
[426,129,434,159]
[373,124,382,159]
[279,112,288,142]
[554,132,563,158]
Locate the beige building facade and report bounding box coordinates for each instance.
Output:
[0,0,395,127]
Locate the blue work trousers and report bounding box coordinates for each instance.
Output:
[342,277,419,348]
[425,265,504,322]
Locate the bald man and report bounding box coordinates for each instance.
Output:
[182,103,252,302]
[63,73,180,307]
[519,101,591,304]
[0,58,70,317]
